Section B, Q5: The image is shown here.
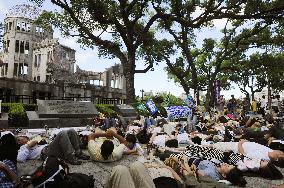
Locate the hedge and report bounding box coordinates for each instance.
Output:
[23,104,38,111]
[1,103,38,112]
[156,105,168,118]
[8,103,29,127]
[1,103,12,113]
[95,104,117,118]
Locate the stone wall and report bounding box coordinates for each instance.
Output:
[0,77,126,103]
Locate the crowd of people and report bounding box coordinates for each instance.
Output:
[1,95,284,188]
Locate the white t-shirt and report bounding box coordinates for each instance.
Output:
[242,142,272,161]
[124,143,144,155]
[151,127,162,134]
[213,142,272,161]
[127,126,141,134]
[271,99,279,107]
[153,134,168,147]
[17,144,48,162]
[0,131,14,137]
[177,133,189,143]
[237,157,261,172]
[260,100,267,108]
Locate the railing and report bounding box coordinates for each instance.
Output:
[0,95,125,105]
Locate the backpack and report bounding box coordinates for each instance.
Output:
[32,157,94,188]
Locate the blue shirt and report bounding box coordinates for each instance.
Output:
[198,160,221,181]
[144,118,151,129]
[0,160,17,188]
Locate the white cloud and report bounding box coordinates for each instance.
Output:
[213,18,228,30]
[0,1,7,19]
[59,37,79,50]
[192,7,205,19]
[75,48,117,72]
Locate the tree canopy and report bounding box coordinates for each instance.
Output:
[30,0,284,104]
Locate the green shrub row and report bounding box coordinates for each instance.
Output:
[8,103,29,127]
[23,104,38,111]
[95,104,117,118]
[1,103,37,112]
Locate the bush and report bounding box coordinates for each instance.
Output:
[152,96,164,104]
[95,104,117,117]
[2,103,38,112]
[8,103,29,127]
[1,103,12,113]
[157,105,168,118]
[23,104,38,111]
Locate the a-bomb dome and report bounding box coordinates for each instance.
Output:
[6,4,41,20]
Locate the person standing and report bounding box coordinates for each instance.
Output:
[259,95,267,116]
[228,95,237,114]
[252,99,257,114]
[217,95,225,115]
[242,97,251,116]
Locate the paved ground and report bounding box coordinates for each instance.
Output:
[18,153,284,188]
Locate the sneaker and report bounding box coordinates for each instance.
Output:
[75,152,90,160]
[66,155,82,165]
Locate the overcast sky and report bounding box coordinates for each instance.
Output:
[0,0,244,99]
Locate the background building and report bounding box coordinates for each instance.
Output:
[0,4,127,103]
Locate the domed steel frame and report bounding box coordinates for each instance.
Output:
[6,4,41,20]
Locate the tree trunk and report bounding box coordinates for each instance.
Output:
[205,82,214,111]
[268,80,272,110]
[191,66,199,104]
[123,63,135,104]
[195,89,200,105]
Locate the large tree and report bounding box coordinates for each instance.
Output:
[162,19,273,109]
[228,23,284,101]
[31,0,169,103]
[155,0,284,108]
[31,0,284,103]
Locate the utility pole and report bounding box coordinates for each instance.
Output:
[140,89,144,101]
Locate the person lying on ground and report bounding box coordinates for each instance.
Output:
[212,139,284,163]
[166,156,246,187]
[149,131,177,148]
[88,127,129,162]
[126,122,143,135]
[240,123,284,149]
[165,155,231,188]
[106,161,156,188]
[0,133,21,188]
[155,143,283,179]
[0,160,20,188]
[123,134,144,155]
[106,161,187,188]
[17,129,89,165]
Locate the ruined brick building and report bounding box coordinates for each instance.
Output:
[0,5,126,103]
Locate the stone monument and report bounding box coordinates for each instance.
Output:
[37,99,98,118]
[115,104,138,125]
[25,100,99,128]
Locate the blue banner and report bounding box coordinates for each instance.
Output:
[166,106,192,119]
[145,99,159,115]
